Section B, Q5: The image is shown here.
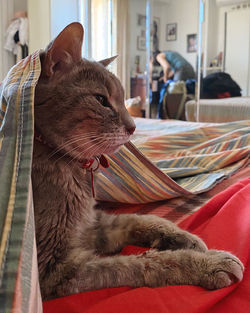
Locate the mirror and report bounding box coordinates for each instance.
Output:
[128,0,200,119]
[201,0,250,97]
[187,0,250,123]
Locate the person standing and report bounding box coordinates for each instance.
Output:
[150,50,195,82]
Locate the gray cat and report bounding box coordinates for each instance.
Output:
[32,23,243,301]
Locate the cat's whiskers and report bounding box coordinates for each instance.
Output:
[48,130,124,171]
[101,140,114,155]
[64,141,106,173]
[99,131,130,146]
[87,139,108,159]
[64,137,107,168]
[48,132,99,159]
[78,138,107,161]
[82,133,126,157]
[53,136,101,165]
[73,136,107,158]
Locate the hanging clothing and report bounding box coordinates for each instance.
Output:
[4,17,29,60]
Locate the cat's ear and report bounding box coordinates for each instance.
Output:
[42,22,84,78]
[99,55,118,67]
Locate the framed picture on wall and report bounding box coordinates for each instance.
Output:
[187,34,197,53]
[137,14,146,26]
[137,36,146,51]
[166,23,177,41]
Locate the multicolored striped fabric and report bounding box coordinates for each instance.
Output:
[96,118,250,203]
[98,164,250,228]
[0,52,42,313]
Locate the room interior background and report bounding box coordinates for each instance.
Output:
[1,0,250,119]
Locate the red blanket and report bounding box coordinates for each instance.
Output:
[43,178,250,313]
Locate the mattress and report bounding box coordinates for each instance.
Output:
[186,97,250,122]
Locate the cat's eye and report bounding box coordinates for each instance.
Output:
[95,95,110,108]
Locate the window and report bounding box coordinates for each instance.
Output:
[80,0,113,62]
[80,0,141,99]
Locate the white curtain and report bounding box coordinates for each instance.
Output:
[84,0,130,98]
[0,0,15,81]
[91,0,111,61]
[112,0,130,98]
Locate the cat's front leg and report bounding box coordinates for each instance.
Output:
[56,248,243,298]
[93,212,207,254]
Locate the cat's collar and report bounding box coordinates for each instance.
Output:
[81,155,109,198]
[35,130,109,168]
[81,155,109,171]
[34,130,109,198]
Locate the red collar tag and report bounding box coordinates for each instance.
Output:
[81,155,109,198]
[99,155,109,168]
[81,158,96,169]
[81,155,109,170]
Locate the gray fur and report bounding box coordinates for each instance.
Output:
[32,23,244,301]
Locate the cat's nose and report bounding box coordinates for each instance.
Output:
[122,109,136,135]
[127,126,136,135]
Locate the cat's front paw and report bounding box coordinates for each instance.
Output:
[200,250,244,290]
[151,230,207,252]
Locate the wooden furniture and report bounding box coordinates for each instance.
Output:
[130,76,147,107]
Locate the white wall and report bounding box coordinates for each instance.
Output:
[28,0,80,53]
[217,3,236,53]
[129,0,147,75]
[151,1,168,51]
[160,0,199,69]
[203,1,250,68]
[14,0,27,12]
[225,7,250,95]
[206,0,219,66]
[206,1,233,66]
[28,0,51,52]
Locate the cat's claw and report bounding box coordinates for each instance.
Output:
[151,230,207,252]
[200,250,244,290]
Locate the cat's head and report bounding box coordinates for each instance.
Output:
[34,22,135,161]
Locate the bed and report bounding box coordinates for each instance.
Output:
[186,97,250,123]
[0,52,250,313]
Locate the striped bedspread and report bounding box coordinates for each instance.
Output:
[0,51,249,313]
[96,118,250,203]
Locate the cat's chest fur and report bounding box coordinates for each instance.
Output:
[32,141,97,277]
